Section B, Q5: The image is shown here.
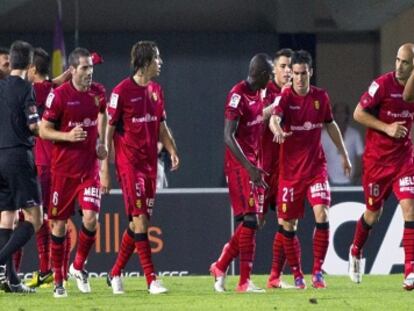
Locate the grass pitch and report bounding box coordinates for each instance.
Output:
[1,274,413,311]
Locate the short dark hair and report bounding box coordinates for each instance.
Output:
[68,47,90,68]
[130,41,158,73]
[0,47,9,55]
[33,47,50,76]
[291,50,313,68]
[9,40,33,70]
[274,48,293,61]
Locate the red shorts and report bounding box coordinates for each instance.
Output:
[362,161,414,211]
[37,165,51,216]
[226,168,264,218]
[277,175,331,220]
[117,168,155,218]
[48,174,101,220]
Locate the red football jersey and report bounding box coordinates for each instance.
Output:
[360,72,414,168]
[33,80,54,166]
[108,78,166,177]
[273,86,333,180]
[262,81,282,174]
[42,81,107,178]
[224,80,264,171]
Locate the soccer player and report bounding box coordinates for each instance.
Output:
[0,41,42,293]
[209,53,273,293]
[262,48,293,289]
[269,50,351,289]
[102,41,179,295]
[39,47,107,298]
[0,47,10,79]
[348,43,414,290]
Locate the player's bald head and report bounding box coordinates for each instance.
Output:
[248,53,272,76]
[398,43,414,59]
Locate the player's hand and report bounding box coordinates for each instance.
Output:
[342,154,352,177]
[66,125,87,142]
[269,116,292,143]
[385,121,408,139]
[96,143,108,160]
[100,168,111,194]
[170,153,180,171]
[247,165,269,188]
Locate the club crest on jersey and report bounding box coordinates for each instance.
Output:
[151,92,158,102]
[282,203,287,213]
[314,100,320,110]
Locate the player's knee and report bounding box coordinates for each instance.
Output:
[82,215,98,231]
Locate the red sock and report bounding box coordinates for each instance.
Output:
[216,223,242,272]
[238,225,256,286]
[73,226,96,271]
[36,221,51,274]
[111,228,135,277]
[283,231,303,279]
[51,235,65,285]
[12,248,23,272]
[270,228,286,278]
[312,223,329,273]
[403,222,414,277]
[62,227,72,280]
[135,233,156,286]
[351,215,372,257]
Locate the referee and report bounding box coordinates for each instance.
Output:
[0,41,42,293]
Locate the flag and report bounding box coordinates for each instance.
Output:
[52,14,66,78]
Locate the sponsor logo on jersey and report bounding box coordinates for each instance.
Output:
[229,93,241,108]
[131,97,143,102]
[390,93,402,98]
[314,100,320,110]
[68,118,98,128]
[67,101,80,106]
[289,105,300,110]
[246,115,264,127]
[132,113,158,123]
[386,110,413,119]
[290,121,323,131]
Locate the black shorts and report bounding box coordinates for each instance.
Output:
[0,146,41,211]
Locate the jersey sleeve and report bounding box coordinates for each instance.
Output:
[107,88,123,126]
[42,90,63,124]
[159,87,166,122]
[272,92,286,118]
[359,77,384,109]
[322,91,334,123]
[24,86,39,125]
[224,92,243,120]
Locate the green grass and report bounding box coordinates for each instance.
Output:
[1,275,414,311]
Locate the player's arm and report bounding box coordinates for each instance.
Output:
[96,111,107,160]
[99,123,115,194]
[159,121,179,171]
[403,69,414,102]
[39,119,87,142]
[354,103,407,139]
[51,69,71,86]
[224,118,267,187]
[268,115,291,143]
[325,121,352,177]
